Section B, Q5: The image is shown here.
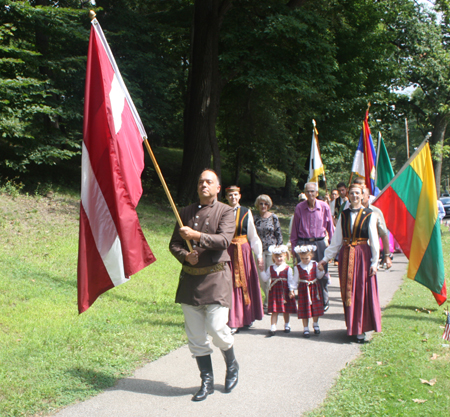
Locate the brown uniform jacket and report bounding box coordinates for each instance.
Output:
[169,200,235,307]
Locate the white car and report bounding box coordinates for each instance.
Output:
[439,197,450,218]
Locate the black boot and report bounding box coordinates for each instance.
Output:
[221,346,239,393]
[192,355,214,402]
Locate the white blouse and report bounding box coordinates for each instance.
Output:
[323,208,380,268]
[289,260,325,290]
[260,262,293,283]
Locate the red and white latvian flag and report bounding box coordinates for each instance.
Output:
[77,19,156,314]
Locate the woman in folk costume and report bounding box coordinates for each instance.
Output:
[290,244,325,338]
[260,245,297,336]
[318,183,380,344]
[226,186,265,334]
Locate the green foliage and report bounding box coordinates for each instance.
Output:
[94,0,192,147]
[1,0,448,199]
[0,1,87,174]
[0,176,24,197]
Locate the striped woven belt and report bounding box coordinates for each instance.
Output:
[182,262,225,276]
[269,277,288,304]
[298,278,319,305]
[231,235,251,306]
[340,238,368,306]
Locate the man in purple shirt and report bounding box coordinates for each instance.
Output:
[290,182,334,309]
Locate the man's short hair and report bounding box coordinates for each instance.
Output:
[199,168,221,185]
[336,182,347,189]
[304,182,318,192]
[352,177,365,186]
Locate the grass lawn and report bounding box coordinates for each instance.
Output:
[307,225,450,417]
[0,191,187,416]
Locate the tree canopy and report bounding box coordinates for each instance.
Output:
[0,0,448,199]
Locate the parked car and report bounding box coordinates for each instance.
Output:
[439,197,450,218]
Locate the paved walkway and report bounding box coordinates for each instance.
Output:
[53,255,407,417]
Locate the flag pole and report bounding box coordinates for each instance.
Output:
[312,119,328,192]
[143,138,194,252]
[375,131,382,187]
[405,118,410,159]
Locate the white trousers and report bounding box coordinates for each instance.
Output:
[181,303,234,357]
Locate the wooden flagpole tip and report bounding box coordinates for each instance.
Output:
[89,10,96,21]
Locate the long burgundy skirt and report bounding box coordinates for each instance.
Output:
[338,244,381,336]
[227,241,264,328]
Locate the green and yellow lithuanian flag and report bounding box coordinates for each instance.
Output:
[373,140,446,305]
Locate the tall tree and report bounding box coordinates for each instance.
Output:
[388,0,450,195]
[177,0,232,203]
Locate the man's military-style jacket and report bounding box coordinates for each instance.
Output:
[169,200,235,308]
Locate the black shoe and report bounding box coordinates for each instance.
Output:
[192,355,214,401]
[303,330,310,338]
[324,304,329,312]
[284,327,291,333]
[314,327,320,334]
[221,346,239,393]
[267,330,276,337]
[356,338,366,344]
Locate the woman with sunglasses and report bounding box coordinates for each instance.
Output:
[254,194,283,312]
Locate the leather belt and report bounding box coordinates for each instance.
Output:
[298,237,325,242]
[182,262,226,276]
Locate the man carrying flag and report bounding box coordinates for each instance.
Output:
[78,16,155,314]
[170,169,239,401]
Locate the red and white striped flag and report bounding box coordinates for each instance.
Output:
[77,19,156,314]
[443,312,450,341]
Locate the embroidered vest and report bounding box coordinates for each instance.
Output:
[334,198,342,218]
[341,207,373,240]
[234,207,249,237]
[270,265,289,279]
[297,263,317,281]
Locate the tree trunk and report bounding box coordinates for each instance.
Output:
[250,167,257,200]
[430,113,448,197]
[283,171,291,199]
[177,0,231,204]
[234,147,241,184]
